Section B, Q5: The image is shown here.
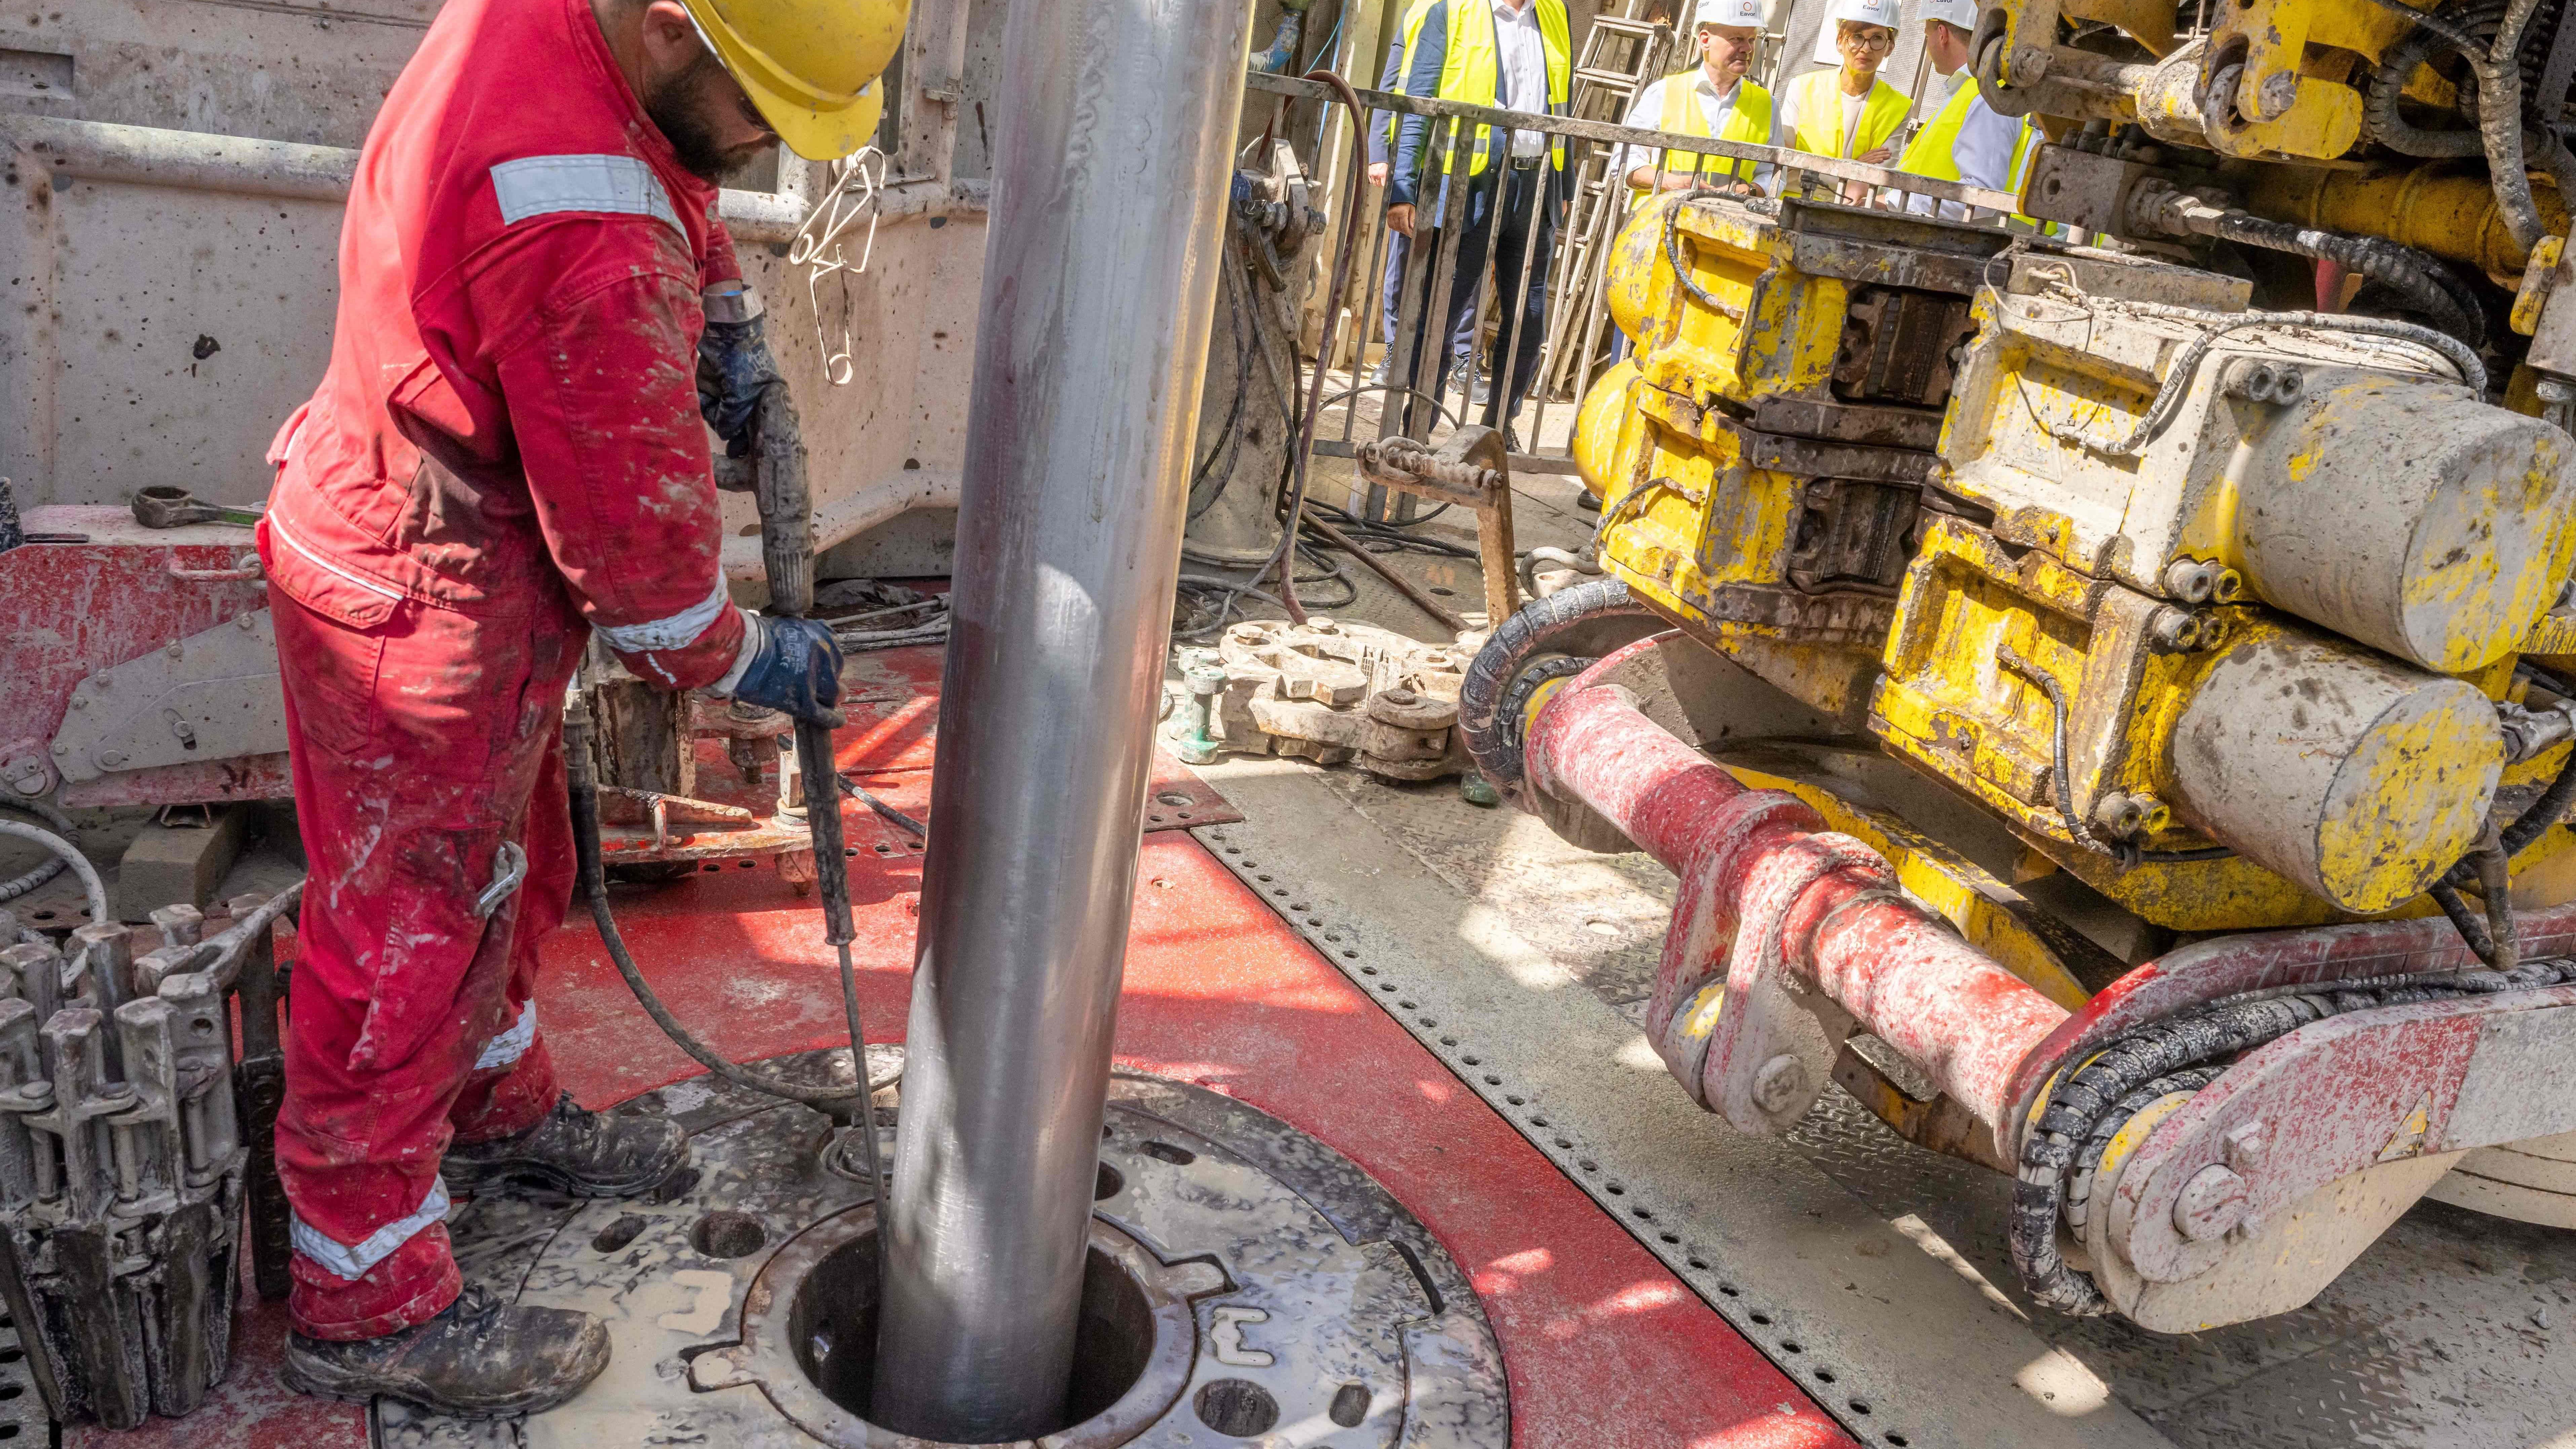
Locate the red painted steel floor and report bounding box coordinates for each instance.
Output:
[83,649,1849,1449]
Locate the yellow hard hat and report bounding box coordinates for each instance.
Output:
[683,0,911,161]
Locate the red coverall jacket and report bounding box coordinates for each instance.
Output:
[257,0,745,1338]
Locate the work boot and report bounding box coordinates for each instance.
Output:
[282,1286,609,1416]
[445,1094,688,1199]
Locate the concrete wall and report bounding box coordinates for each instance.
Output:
[0,0,996,575]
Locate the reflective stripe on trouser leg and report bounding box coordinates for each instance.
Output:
[475,1001,537,1070]
[292,1176,451,1281]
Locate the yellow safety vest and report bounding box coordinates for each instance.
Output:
[1384,0,1442,150]
[1785,69,1909,160]
[1893,76,2042,225]
[1432,0,1573,175]
[1633,73,1773,189]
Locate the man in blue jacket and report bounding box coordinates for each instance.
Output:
[1387,0,1574,444]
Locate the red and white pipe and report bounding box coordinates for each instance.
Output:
[1522,650,2070,1137]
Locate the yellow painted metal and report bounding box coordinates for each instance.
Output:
[1870,516,2543,930]
[1940,277,2576,674]
[1607,193,1846,412]
[1579,169,2576,957]
[2200,73,2362,162]
[1579,192,1902,726]
[2242,163,2570,280]
[2515,238,2569,335]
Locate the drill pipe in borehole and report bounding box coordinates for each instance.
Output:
[865,0,1255,1440]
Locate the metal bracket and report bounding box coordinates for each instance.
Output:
[472,842,528,922]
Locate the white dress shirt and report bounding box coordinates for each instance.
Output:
[1612,70,1784,194]
[1492,0,1552,159]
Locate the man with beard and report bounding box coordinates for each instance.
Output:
[255,0,901,1415]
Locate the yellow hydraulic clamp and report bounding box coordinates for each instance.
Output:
[1577,189,2576,937]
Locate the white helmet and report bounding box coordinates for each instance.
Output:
[1695,0,1764,28]
[1811,0,1902,62]
[1918,0,1979,31]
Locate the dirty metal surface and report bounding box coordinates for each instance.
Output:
[1191,759,2169,1449]
[1263,754,2576,1449]
[376,1055,1507,1449]
[82,827,1812,1447]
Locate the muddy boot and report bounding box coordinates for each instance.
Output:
[445,1094,687,1198]
[283,1286,609,1416]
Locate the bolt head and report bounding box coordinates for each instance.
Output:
[100,752,126,769]
[2221,1118,2267,1172]
[1751,1053,1810,1115]
[1380,687,1419,707]
[2172,1163,2249,1242]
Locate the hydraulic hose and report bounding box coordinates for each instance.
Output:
[1263,68,1374,624]
[2358,0,2549,253]
[2363,19,2489,157]
[563,696,868,1109]
[2199,211,2486,348]
[2047,300,2485,456]
[557,370,894,1291]
[2012,954,2576,1313]
[0,798,83,905]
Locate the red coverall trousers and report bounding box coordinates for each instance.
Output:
[269,577,582,1339]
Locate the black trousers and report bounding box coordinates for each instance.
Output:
[1399,160,1561,431]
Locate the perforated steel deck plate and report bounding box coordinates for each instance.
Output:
[1192,758,2176,1449]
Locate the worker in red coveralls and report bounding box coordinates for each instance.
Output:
[255,0,903,1416]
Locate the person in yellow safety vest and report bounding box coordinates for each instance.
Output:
[1778,0,1908,202]
[1611,0,1784,198]
[1386,0,1573,444]
[1890,0,2038,223]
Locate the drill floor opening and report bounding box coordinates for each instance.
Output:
[377,1058,1507,1448]
[788,1226,1156,1438]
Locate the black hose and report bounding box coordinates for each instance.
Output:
[564,703,870,1108]
[2051,303,2484,456]
[1456,577,1666,802]
[2011,954,2576,1314]
[1998,646,2235,867]
[1187,257,1257,522]
[2358,0,2549,252]
[2431,878,2502,963]
[2199,211,2486,348]
[2363,19,2489,157]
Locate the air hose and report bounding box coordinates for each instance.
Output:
[562,374,891,1233]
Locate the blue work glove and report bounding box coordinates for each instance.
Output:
[697,305,783,458]
[730,615,845,729]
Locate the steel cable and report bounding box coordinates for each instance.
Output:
[0,798,82,905]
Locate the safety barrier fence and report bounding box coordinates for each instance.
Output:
[1244,70,2016,519]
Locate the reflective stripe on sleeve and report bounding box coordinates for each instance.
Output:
[593,577,730,655]
[490,153,681,235]
[290,1176,452,1282]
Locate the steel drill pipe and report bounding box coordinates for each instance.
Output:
[867,0,1254,1439]
[1522,671,2069,1132]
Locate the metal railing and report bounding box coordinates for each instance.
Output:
[1246,70,2017,521]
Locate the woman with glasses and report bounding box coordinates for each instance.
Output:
[1779,0,1909,201]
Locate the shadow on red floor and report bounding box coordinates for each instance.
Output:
[76,648,1847,1449]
